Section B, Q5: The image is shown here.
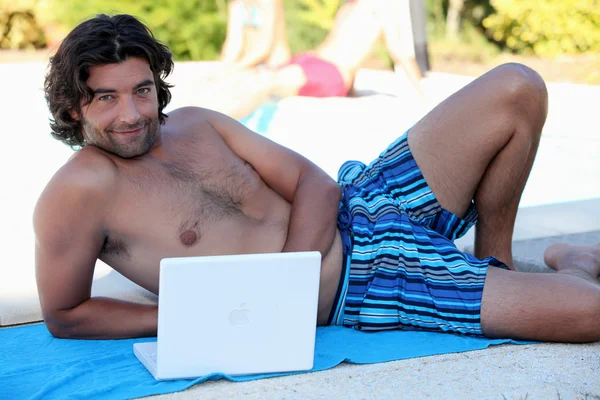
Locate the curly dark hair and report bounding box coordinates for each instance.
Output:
[44,14,174,149]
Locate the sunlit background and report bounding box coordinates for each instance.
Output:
[1,0,599,84]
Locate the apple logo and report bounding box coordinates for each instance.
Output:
[229,303,251,327]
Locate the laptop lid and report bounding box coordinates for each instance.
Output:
[155,251,322,380]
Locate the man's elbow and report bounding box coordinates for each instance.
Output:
[306,167,340,195]
[321,177,342,204]
[44,309,80,339]
[297,164,341,205]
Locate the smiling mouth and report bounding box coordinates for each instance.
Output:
[112,126,145,136]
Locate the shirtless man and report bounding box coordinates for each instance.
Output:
[35,14,600,342]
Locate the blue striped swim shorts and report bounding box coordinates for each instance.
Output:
[326,130,508,335]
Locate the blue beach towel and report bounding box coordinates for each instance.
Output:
[0,323,530,400]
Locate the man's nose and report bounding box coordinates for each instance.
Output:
[119,96,140,125]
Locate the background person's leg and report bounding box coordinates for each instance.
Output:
[188,65,305,120]
[376,0,424,96]
[186,68,273,118]
[406,63,548,267]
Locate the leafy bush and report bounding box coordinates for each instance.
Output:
[283,0,341,54]
[2,0,398,64]
[426,0,501,65]
[482,0,600,56]
[35,0,228,60]
[0,0,46,49]
[426,0,495,37]
[50,0,345,60]
[3,0,345,60]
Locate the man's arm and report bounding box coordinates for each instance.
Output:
[233,0,278,69]
[194,107,341,257]
[34,152,157,339]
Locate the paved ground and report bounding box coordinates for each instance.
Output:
[1,61,599,398]
[144,341,600,400]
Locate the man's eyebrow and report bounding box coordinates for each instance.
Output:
[133,79,155,90]
[92,79,154,95]
[92,87,117,95]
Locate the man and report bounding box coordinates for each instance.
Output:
[35,14,600,342]
[197,0,425,120]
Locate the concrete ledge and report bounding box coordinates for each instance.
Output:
[456,198,600,254]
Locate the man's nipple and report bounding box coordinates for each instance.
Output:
[179,230,199,247]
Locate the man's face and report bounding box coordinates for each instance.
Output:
[77,57,161,158]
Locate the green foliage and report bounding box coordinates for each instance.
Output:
[283,0,341,54]
[6,0,600,61]
[426,0,495,38]
[2,0,346,60]
[0,0,46,49]
[426,0,501,64]
[482,0,600,56]
[38,0,228,60]
[292,0,341,31]
[426,0,448,37]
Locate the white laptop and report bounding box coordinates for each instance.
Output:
[133,251,322,380]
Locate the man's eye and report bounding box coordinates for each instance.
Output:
[137,88,150,95]
[98,95,114,101]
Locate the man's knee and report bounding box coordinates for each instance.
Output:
[492,63,548,101]
[491,63,549,129]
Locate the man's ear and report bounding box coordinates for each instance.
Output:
[69,109,80,121]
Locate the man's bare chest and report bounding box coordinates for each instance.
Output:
[103,154,262,255]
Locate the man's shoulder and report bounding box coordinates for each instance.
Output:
[38,147,117,207]
[167,106,212,119]
[166,106,223,130]
[33,146,117,234]
[62,146,119,186]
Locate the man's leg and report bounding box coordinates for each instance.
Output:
[481,244,600,342]
[406,63,600,342]
[407,63,548,266]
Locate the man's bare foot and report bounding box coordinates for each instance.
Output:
[544,243,600,279]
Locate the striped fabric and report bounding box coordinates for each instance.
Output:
[328,131,508,335]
